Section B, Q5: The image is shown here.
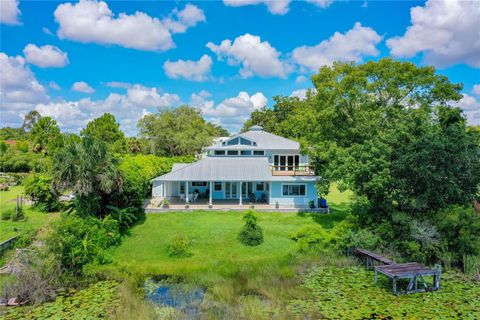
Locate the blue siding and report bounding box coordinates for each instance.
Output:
[270,181,317,207]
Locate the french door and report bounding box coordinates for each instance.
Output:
[274,155,300,171]
[225,182,238,199]
[241,182,254,198]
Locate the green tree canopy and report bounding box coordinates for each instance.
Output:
[138,105,229,156]
[30,117,63,155]
[22,110,42,132]
[81,113,126,153]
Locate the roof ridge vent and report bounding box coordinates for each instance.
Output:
[250,125,263,131]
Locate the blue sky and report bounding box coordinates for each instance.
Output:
[1,0,479,135]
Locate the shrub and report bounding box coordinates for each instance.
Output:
[289,225,327,253]
[11,207,25,221]
[14,229,38,248]
[46,214,121,274]
[23,174,60,212]
[238,210,263,246]
[1,209,13,220]
[335,228,382,252]
[168,235,192,257]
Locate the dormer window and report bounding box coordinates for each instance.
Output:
[222,136,256,147]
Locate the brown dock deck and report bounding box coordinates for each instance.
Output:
[375,262,441,294]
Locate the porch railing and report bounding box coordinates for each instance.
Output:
[270,165,315,176]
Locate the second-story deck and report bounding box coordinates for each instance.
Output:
[270,165,315,176]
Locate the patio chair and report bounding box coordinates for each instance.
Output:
[248,193,256,203]
[179,194,186,202]
[192,193,199,203]
[258,193,266,203]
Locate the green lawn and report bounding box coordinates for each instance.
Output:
[0,186,58,242]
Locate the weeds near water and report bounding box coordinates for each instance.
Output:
[112,280,157,320]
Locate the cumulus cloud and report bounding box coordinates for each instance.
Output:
[292,22,382,72]
[223,0,291,15]
[23,44,69,68]
[455,93,480,126]
[207,33,290,78]
[290,89,308,100]
[386,0,480,68]
[0,52,49,127]
[126,84,181,108]
[54,0,205,51]
[307,0,334,8]
[0,0,21,25]
[104,81,132,89]
[473,84,480,96]
[72,81,95,94]
[163,55,213,81]
[295,75,308,83]
[49,82,61,90]
[191,91,267,132]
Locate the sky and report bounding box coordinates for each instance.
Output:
[0,0,479,135]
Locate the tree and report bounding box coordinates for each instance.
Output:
[53,137,122,217]
[22,110,42,132]
[138,106,229,156]
[23,174,60,212]
[30,117,63,155]
[81,113,126,153]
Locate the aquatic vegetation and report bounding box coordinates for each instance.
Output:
[290,267,480,319]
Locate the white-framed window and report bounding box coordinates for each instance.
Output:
[241,150,251,155]
[227,150,239,155]
[282,184,306,196]
[214,150,225,155]
[192,181,207,187]
[256,182,264,191]
[253,150,265,156]
[180,183,185,194]
[214,182,222,191]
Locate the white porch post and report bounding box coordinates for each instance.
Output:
[209,181,213,206]
[269,182,272,205]
[185,181,189,202]
[163,182,166,198]
[239,181,243,206]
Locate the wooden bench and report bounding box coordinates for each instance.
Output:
[353,248,395,268]
[375,262,441,295]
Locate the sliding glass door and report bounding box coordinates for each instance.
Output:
[274,155,300,170]
[225,182,238,199]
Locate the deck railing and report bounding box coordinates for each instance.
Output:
[270,165,315,176]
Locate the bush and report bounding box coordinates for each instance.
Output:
[23,174,60,212]
[167,235,192,257]
[1,208,13,220]
[11,207,25,221]
[46,214,121,274]
[289,225,327,253]
[335,228,382,252]
[238,210,263,246]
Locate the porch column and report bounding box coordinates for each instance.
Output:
[209,181,213,206]
[163,182,166,198]
[185,181,189,202]
[269,182,272,205]
[239,181,242,206]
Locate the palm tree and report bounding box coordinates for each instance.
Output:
[54,137,122,217]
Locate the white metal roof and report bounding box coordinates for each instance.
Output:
[206,127,300,151]
[171,163,190,172]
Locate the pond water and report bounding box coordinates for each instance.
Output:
[144,278,205,318]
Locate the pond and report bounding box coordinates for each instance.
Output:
[144,278,205,319]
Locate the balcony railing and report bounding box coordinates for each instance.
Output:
[270,165,315,176]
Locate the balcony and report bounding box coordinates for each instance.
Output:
[270,165,315,176]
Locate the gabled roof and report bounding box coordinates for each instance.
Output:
[153,157,272,182]
[206,126,300,150]
[171,163,190,172]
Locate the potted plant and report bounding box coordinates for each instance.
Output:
[185,201,190,209]
[162,198,170,208]
[275,201,279,209]
[308,200,315,209]
[208,203,213,209]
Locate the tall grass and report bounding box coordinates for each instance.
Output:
[112,280,157,320]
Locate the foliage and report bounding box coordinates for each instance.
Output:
[0,145,48,173]
[22,110,42,132]
[1,208,13,220]
[106,205,138,232]
[2,281,119,320]
[138,105,229,156]
[290,267,480,319]
[53,137,122,217]
[289,225,327,253]
[45,214,121,274]
[81,113,127,153]
[238,210,264,246]
[23,174,61,212]
[29,117,63,155]
[0,127,26,141]
[168,235,192,257]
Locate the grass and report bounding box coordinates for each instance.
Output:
[0,186,59,243]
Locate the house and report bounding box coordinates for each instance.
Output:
[151,125,319,209]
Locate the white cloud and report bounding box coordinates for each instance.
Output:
[207,33,290,78]
[191,91,267,132]
[295,75,308,83]
[54,0,205,51]
[49,81,61,90]
[223,0,291,15]
[23,44,69,68]
[126,84,180,108]
[307,0,334,8]
[290,89,308,100]
[292,22,382,72]
[72,81,95,94]
[163,55,213,81]
[472,84,480,96]
[386,0,480,68]
[0,0,21,25]
[104,81,132,89]
[455,93,480,126]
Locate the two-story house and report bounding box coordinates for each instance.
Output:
[151,125,319,209]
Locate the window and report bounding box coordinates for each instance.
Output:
[240,137,252,145]
[274,155,300,170]
[214,182,222,191]
[241,150,251,156]
[256,182,264,191]
[214,150,225,155]
[192,181,207,187]
[226,137,239,145]
[282,184,306,196]
[253,150,264,156]
[180,183,185,194]
[227,150,238,155]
